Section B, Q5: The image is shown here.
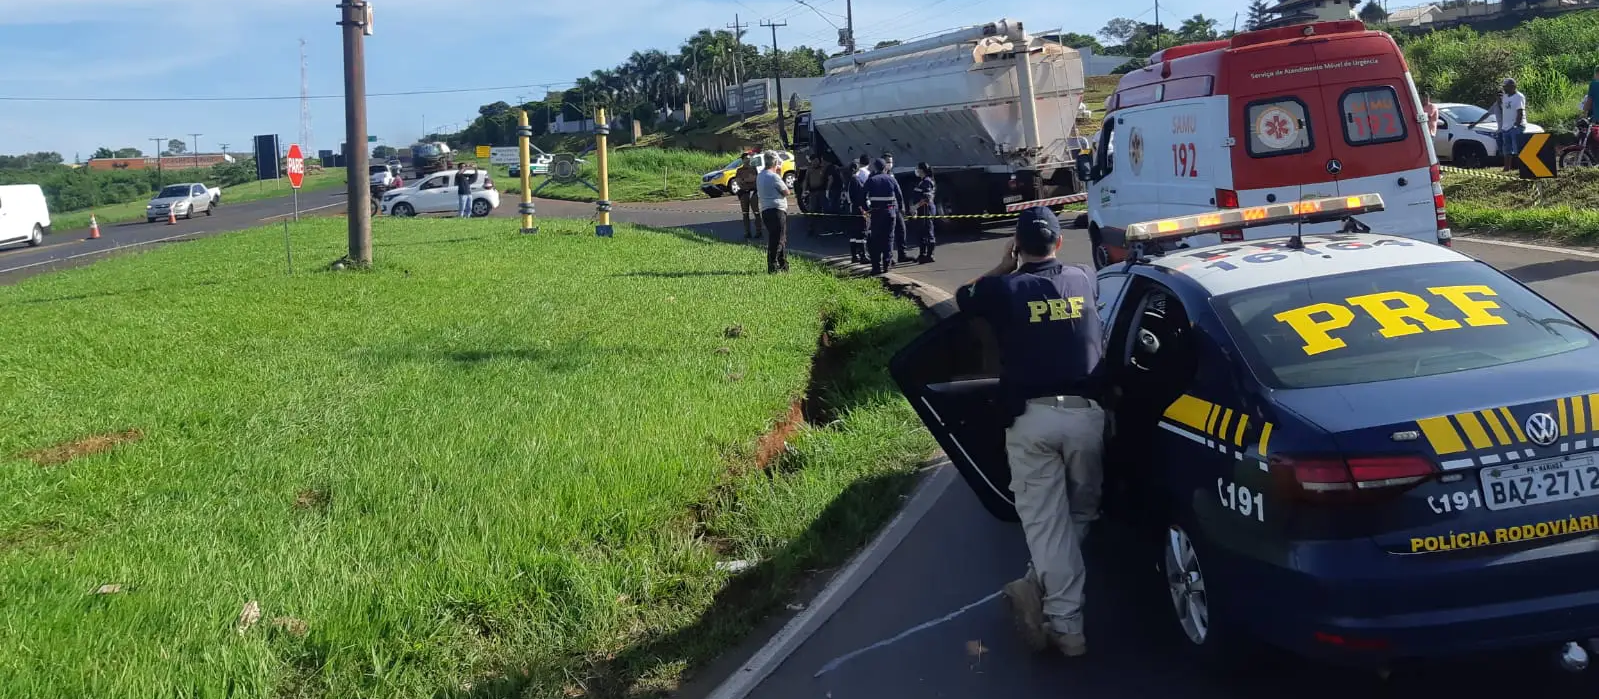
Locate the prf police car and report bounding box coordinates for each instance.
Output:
[892,194,1599,670]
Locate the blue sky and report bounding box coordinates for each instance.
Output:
[0,0,1243,159]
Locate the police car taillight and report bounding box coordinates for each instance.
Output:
[1430,164,1451,246]
[1270,454,1437,501]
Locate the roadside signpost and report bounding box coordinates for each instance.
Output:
[285,144,306,274]
[1517,133,1557,180]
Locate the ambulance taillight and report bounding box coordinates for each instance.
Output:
[1215,188,1243,242]
[1429,164,1452,247]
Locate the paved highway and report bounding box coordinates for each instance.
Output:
[13,188,1599,696]
[0,186,350,284]
[508,199,1599,698]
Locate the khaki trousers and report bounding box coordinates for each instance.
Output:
[1004,396,1106,635]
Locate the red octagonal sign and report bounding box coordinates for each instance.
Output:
[286,144,305,189]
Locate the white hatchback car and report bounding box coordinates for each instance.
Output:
[1432,102,1544,169]
[380,169,499,217]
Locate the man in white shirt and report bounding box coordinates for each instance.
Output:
[756,150,792,273]
[1497,78,1526,172]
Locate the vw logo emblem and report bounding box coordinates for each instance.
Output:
[1325,159,1343,175]
[1525,412,1560,447]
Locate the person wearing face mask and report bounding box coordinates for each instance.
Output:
[881,151,913,264]
[862,158,904,274]
[910,162,937,263]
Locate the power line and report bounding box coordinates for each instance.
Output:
[0,82,576,103]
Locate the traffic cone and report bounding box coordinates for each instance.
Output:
[167,209,176,226]
[87,214,100,240]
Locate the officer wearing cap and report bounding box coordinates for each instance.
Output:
[881,151,913,264]
[862,158,905,274]
[955,206,1105,659]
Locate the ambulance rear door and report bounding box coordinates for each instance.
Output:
[1309,40,1436,242]
[1148,92,1231,249]
[1226,41,1326,240]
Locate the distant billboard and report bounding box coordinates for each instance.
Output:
[726,81,769,115]
[253,134,281,180]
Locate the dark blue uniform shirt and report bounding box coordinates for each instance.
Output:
[863,172,903,210]
[956,259,1104,422]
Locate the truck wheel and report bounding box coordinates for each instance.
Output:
[1089,225,1111,270]
[28,224,43,247]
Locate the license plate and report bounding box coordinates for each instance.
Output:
[1481,454,1599,511]
[1003,195,1024,203]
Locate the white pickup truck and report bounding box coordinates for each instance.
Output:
[145,182,219,222]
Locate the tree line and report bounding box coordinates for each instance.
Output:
[434,27,833,148]
[0,152,258,214]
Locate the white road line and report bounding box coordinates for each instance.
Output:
[704,460,956,699]
[1454,235,1599,261]
[259,202,344,221]
[0,230,203,275]
[812,590,1004,677]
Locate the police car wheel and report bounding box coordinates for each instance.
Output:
[1161,525,1252,663]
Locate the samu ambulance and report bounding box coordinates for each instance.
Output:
[1080,19,1448,269]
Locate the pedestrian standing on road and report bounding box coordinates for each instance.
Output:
[456,163,476,218]
[848,155,871,265]
[911,162,938,263]
[757,150,792,273]
[863,158,904,274]
[804,153,831,237]
[955,206,1105,660]
[825,155,847,235]
[882,151,913,264]
[735,153,764,239]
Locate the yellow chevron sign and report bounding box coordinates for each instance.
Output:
[1516,132,1556,179]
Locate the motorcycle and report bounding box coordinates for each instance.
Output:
[1557,117,1599,168]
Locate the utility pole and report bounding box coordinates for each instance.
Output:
[190,133,202,169]
[300,38,314,157]
[338,0,372,267]
[150,137,166,187]
[219,143,230,156]
[761,19,790,149]
[727,14,749,116]
[845,0,855,53]
[1154,0,1162,51]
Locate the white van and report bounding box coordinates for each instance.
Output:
[1080,20,1448,268]
[0,184,50,249]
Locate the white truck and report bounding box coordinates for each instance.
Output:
[791,18,1088,230]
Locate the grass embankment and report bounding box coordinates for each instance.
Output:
[52,169,348,232]
[1444,167,1599,240]
[486,148,735,204]
[0,216,934,697]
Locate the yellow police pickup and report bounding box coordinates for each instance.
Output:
[700,150,797,198]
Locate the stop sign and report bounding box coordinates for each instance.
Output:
[286,144,305,189]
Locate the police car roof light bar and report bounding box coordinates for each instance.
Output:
[1123,193,1387,244]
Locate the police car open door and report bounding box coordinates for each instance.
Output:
[889,313,1020,522]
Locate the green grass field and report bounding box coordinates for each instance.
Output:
[0,217,934,697]
[1444,167,1599,241]
[487,148,734,204]
[51,169,348,232]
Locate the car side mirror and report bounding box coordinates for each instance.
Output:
[1437,119,1447,130]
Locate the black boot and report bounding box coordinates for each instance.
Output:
[918,243,935,264]
[897,250,915,264]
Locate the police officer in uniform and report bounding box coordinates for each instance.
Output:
[847,154,871,265]
[881,151,913,264]
[911,161,937,263]
[735,153,763,239]
[955,206,1105,659]
[863,158,904,274]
